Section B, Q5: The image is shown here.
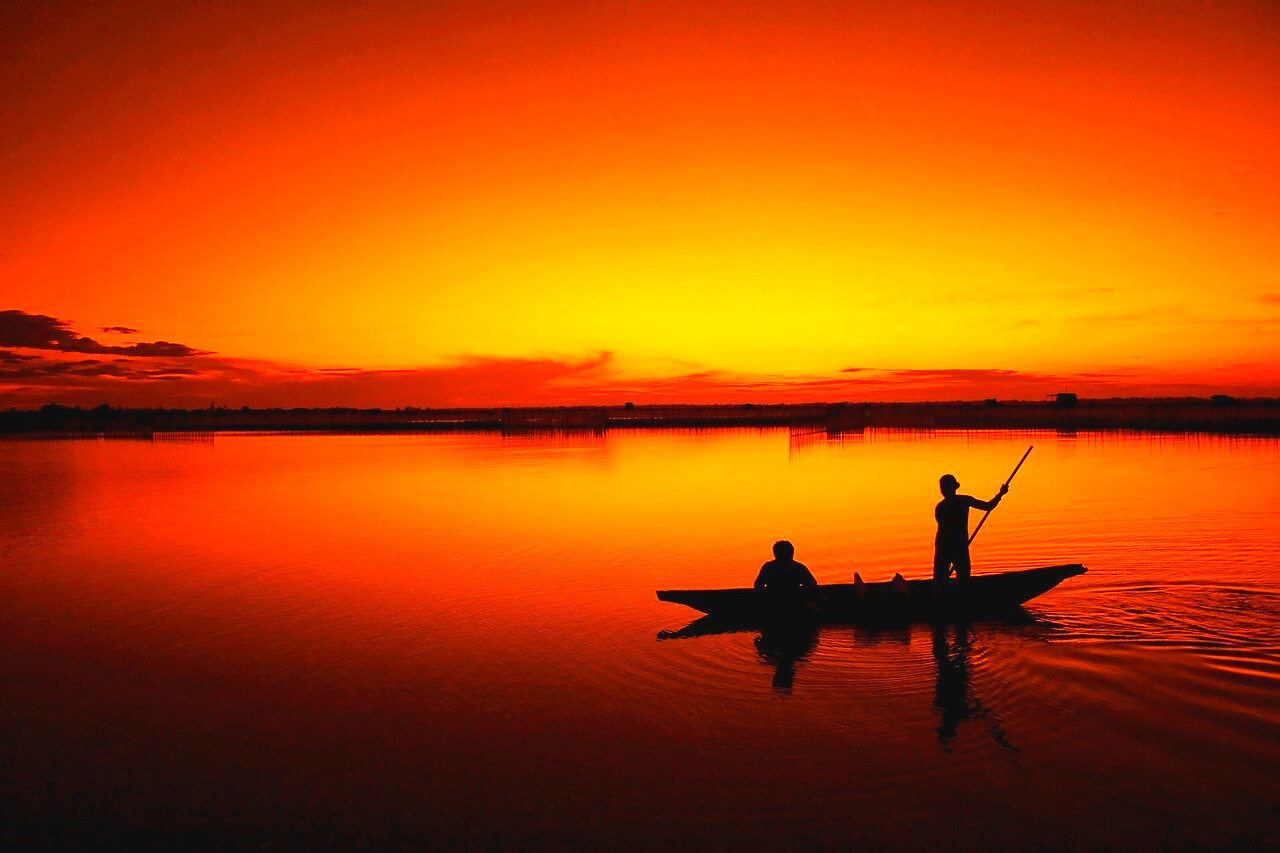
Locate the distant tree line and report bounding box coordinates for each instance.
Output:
[1,398,1277,436]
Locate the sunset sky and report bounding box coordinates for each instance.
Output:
[3,0,1278,407]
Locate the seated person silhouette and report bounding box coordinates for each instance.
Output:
[934,474,1007,584]
[754,540,818,611]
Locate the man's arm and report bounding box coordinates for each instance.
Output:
[797,562,818,588]
[753,563,770,590]
[968,484,1009,512]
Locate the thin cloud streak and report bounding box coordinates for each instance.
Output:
[0,350,620,408]
[2,350,1275,408]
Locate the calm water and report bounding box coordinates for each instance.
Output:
[3,429,1279,848]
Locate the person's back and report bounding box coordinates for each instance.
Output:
[934,493,975,546]
[754,540,817,605]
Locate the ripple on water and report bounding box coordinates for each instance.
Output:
[1047,583,1280,655]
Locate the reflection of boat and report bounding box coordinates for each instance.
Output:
[657,563,1086,622]
[658,607,1053,728]
[658,613,763,640]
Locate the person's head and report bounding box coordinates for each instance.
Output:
[939,474,959,496]
[772,540,795,560]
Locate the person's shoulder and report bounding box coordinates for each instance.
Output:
[793,561,810,571]
[761,559,778,570]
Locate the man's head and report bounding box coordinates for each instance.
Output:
[939,474,959,496]
[772,540,795,560]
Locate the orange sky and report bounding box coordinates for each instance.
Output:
[3,0,1279,407]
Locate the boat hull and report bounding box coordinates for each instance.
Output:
[657,564,1086,622]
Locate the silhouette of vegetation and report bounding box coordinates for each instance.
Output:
[1,397,1277,437]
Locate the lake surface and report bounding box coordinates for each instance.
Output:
[3,429,1279,848]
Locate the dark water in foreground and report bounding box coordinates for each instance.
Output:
[3,430,1279,848]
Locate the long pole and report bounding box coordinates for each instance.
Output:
[968,445,1033,546]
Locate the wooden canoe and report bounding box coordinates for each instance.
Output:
[657,563,1087,622]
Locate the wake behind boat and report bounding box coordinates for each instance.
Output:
[657,563,1087,623]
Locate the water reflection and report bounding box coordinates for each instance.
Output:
[657,613,822,692]
[754,619,819,691]
[931,622,1017,754]
[662,611,1060,751]
[6,431,1280,847]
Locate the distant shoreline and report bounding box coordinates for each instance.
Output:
[3,396,1278,437]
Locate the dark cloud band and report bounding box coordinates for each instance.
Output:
[0,310,208,357]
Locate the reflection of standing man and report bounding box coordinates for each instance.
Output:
[931,622,1019,754]
[934,474,1007,583]
[932,622,971,750]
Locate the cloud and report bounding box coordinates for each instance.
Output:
[1262,293,1280,304]
[2,350,1275,408]
[0,310,208,357]
[0,358,202,380]
[1062,306,1186,326]
[100,326,139,334]
[838,367,1056,386]
[595,366,1106,404]
[881,368,1025,382]
[0,349,621,409]
[1,308,1275,408]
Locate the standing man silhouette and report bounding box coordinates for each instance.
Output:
[934,474,1008,584]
